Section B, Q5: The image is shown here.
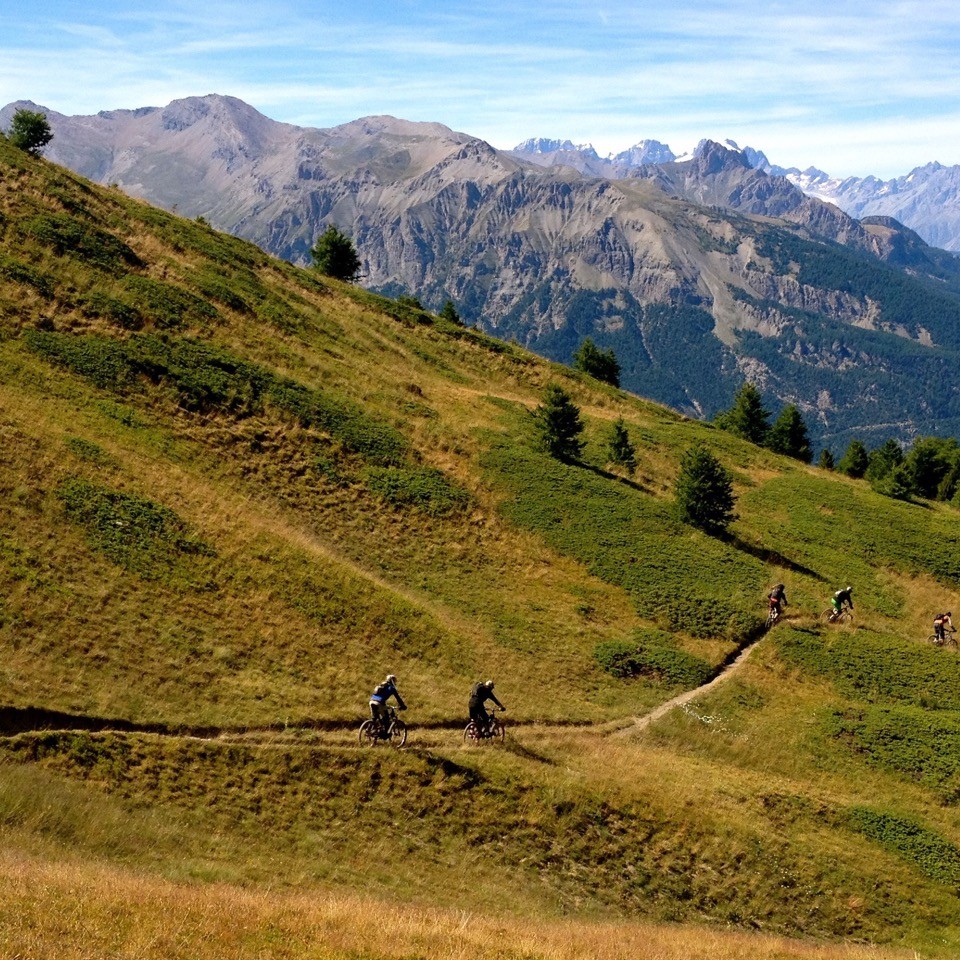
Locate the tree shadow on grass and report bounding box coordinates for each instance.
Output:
[724,533,827,582]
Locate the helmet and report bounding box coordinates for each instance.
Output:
[386,674,397,684]
[484,679,495,689]
[776,584,784,591]
[846,587,852,593]
[949,612,953,617]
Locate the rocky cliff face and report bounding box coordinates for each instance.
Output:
[9,95,960,449]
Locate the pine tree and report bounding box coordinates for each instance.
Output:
[439,300,463,325]
[572,337,620,388]
[675,445,737,535]
[766,405,812,462]
[818,449,835,470]
[865,438,904,483]
[534,385,585,461]
[837,440,869,478]
[715,383,770,446]
[310,225,362,281]
[607,418,636,471]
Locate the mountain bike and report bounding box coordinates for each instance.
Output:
[765,605,783,629]
[928,630,958,649]
[819,608,854,626]
[358,706,407,747]
[463,707,505,745]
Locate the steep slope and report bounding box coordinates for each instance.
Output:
[5,139,960,955]
[10,96,960,451]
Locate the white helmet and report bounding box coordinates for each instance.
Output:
[484,679,495,689]
[386,674,397,683]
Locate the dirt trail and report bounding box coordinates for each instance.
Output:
[614,636,762,736]
[0,635,767,746]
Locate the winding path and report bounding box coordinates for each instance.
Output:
[0,634,769,746]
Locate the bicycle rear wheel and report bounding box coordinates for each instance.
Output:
[463,721,480,744]
[388,719,407,747]
[358,720,378,746]
[819,609,837,624]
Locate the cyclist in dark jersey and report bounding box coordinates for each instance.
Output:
[768,583,788,622]
[469,680,504,733]
[831,587,854,619]
[369,674,406,726]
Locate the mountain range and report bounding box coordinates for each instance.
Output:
[511,136,960,255]
[5,94,960,450]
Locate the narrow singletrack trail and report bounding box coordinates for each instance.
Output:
[0,632,770,748]
[613,635,763,737]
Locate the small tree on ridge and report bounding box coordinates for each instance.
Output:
[675,445,737,535]
[8,108,52,156]
[573,337,620,388]
[310,224,361,281]
[534,384,585,461]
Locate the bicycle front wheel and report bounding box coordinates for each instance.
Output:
[388,719,407,747]
[490,718,505,745]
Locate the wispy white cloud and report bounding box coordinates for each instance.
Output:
[1,0,959,177]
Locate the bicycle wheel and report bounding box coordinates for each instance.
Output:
[837,611,854,625]
[388,718,407,747]
[358,720,378,746]
[819,609,837,624]
[463,721,480,744]
[490,717,505,745]
[944,634,958,650]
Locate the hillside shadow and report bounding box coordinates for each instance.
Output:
[578,461,657,496]
[724,533,827,582]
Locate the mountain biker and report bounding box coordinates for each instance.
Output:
[369,674,406,728]
[768,583,788,623]
[469,680,505,734]
[831,586,854,620]
[934,611,954,643]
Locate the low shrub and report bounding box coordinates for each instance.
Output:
[22,214,142,273]
[775,627,960,711]
[56,477,215,582]
[848,807,960,885]
[364,466,470,516]
[121,276,218,329]
[594,630,713,686]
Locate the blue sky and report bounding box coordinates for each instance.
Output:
[2,0,959,178]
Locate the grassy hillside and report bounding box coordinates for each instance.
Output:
[2,139,960,956]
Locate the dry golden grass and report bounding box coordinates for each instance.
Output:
[0,851,914,960]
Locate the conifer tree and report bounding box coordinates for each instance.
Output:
[865,438,904,483]
[534,385,585,461]
[675,445,737,535]
[310,224,362,281]
[439,300,463,325]
[572,337,620,388]
[818,449,835,470]
[715,383,770,446]
[837,439,869,478]
[607,418,636,471]
[766,405,812,462]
